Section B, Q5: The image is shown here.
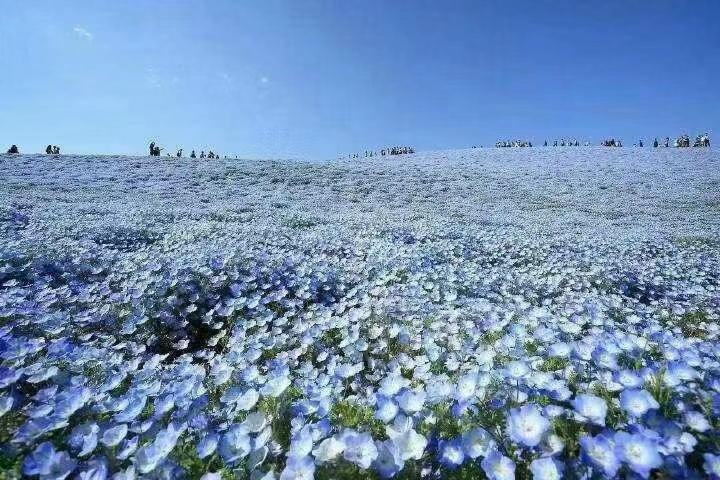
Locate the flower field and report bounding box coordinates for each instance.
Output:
[1,149,720,479]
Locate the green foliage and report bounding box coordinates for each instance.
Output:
[329,400,386,439]
[419,403,464,440]
[617,353,643,370]
[645,369,677,419]
[315,460,381,480]
[441,462,486,480]
[170,438,231,479]
[0,410,24,445]
[590,385,627,429]
[320,328,344,348]
[663,310,710,339]
[539,356,569,372]
[552,416,584,458]
[524,341,539,355]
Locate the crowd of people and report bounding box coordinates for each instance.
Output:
[347,146,415,159]
[45,145,61,154]
[496,140,533,147]
[149,142,224,159]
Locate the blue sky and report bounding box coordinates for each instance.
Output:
[1,1,718,158]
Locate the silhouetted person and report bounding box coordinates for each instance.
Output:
[200,151,205,158]
[149,142,155,156]
[7,145,19,154]
[153,146,162,156]
[53,146,60,154]
[639,140,643,147]
[190,150,196,158]
[46,145,53,154]
[664,137,670,147]
[653,138,659,148]
[177,149,183,157]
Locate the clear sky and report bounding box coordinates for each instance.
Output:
[1,0,718,158]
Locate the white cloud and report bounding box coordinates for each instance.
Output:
[260,77,269,84]
[73,26,93,41]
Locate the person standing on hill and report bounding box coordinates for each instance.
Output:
[149,142,155,156]
[176,149,183,157]
[7,145,19,154]
[653,138,659,148]
[53,146,60,154]
[45,145,52,154]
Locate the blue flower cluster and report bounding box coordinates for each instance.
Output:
[1,151,720,479]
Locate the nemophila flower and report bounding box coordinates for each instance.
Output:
[0,395,13,417]
[374,439,404,478]
[23,442,77,479]
[280,455,315,480]
[68,422,100,457]
[311,436,345,464]
[101,424,128,447]
[288,426,314,459]
[481,450,515,480]
[76,456,108,480]
[197,433,219,459]
[619,389,660,417]
[453,372,477,402]
[506,360,531,379]
[395,388,426,414]
[683,411,711,432]
[439,438,465,470]
[116,436,138,460]
[200,473,222,480]
[114,395,146,423]
[579,433,620,478]
[614,431,663,479]
[342,430,378,469]
[704,453,720,479]
[613,370,643,389]
[375,394,399,423]
[462,427,497,459]
[506,405,550,447]
[530,457,564,480]
[380,374,411,397]
[571,394,608,426]
[260,376,291,397]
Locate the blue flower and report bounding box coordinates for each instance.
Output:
[375,394,399,423]
[373,440,404,478]
[101,424,128,447]
[683,411,711,432]
[619,389,660,417]
[280,455,315,480]
[704,453,720,480]
[0,395,13,417]
[571,394,607,426]
[218,424,252,463]
[481,450,515,480]
[579,433,620,478]
[342,430,378,469]
[395,388,426,414]
[76,456,108,480]
[288,426,314,459]
[530,457,564,480]
[439,439,465,470]
[312,436,345,464]
[197,433,219,458]
[68,422,100,457]
[506,405,549,447]
[23,442,77,479]
[114,395,147,423]
[613,431,663,479]
[461,427,497,459]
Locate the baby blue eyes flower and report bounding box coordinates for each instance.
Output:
[506,405,550,447]
[613,432,663,479]
[619,389,660,417]
[373,440,404,479]
[288,427,314,459]
[219,424,252,463]
[579,434,620,478]
[530,457,564,480]
[114,395,147,423]
[311,436,345,464]
[76,457,108,480]
[375,395,399,423]
[481,450,515,480]
[197,433,219,459]
[439,439,465,470]
[101,424,128,447]
[379,375,411,397]
[23,442,77,479]
[0,395,13,417]
[280,455,315,480]
[342,430,378,469]
[68,422,100,457]
[395,389,426,414]
[571,394,608,426]
[505,361,531,379]
[260,376,291,397]
[453,373,477,402]
[462,427,497,459]
[684,411,711,432]
[704,453,720,479]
